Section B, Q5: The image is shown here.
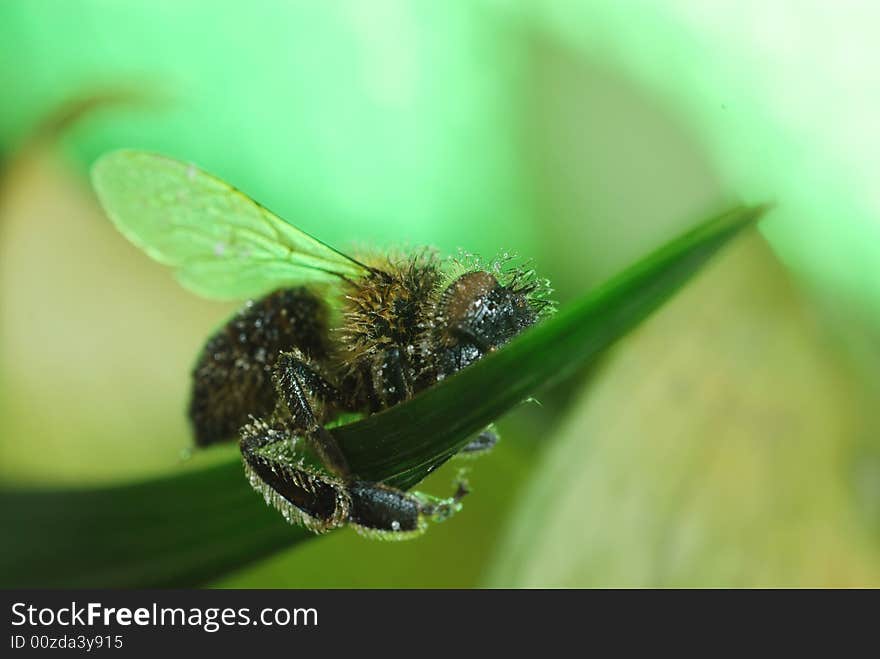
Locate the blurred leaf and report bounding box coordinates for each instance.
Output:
[0,204,764,587]
[506,0,880,325]
[487,233,880,587]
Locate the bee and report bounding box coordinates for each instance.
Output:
[92,150,553,539]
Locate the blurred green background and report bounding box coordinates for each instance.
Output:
[1,1,879,587]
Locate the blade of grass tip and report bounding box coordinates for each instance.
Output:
[0,204,765,587]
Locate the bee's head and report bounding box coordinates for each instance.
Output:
[435,270,537,373]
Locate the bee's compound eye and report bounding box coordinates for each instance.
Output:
[441,271,498,327]
[439,270,536,357]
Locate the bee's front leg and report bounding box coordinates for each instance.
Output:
[272,350,351,478]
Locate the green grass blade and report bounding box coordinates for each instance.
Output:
[0,204,765,587]
[0,463,309,588]
[341,205,768,488]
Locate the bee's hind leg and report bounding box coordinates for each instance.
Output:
[349,477,470,540]
[239,418,350,532]
[270,350,471,539]
[272,349,351,478]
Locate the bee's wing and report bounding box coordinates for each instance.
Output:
[91,150,369,300]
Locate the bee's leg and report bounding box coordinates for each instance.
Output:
[458,423,500,457]
[349,477,470,540]
[189,287,332,447]
[273,350,351,478]
[239,418,350,533]
[371,346,414,407]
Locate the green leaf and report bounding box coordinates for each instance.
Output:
[0,205,766,587]
[0,462,304,588]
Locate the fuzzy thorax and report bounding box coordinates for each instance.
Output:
[331,249,554,409]
[336,251,443,364]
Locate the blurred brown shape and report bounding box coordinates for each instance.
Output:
[1,87,165,181]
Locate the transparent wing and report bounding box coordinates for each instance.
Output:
[91,149,369,299]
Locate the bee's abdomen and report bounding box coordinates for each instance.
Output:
[189,287,330,446]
